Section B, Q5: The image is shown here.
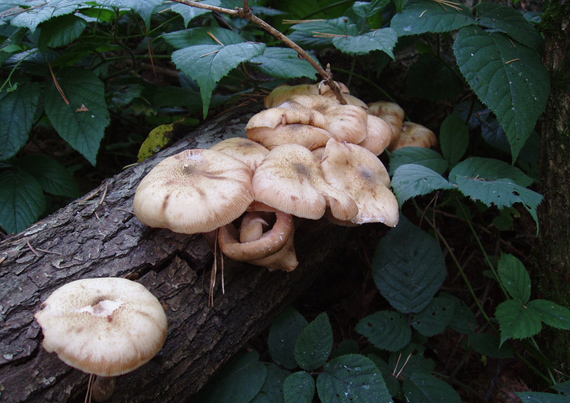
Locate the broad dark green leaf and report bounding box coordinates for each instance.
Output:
[454,26,550,161]
[38,14,87,50]
[333,28,397,59]
[294,313,333,371]
[403,372,462,403]
[317,355,393,403]
[355,311,412,352]
[44,67,110,166]
[171,1,220,27]
[495,299,542,345]
[388,347,435,379]
[392,164,456,206]
[283,371,315,403]
[18,155,79,197]
[351,0,391,19]
[411,296,455,337]
[439,113,469,166]
[163,27,244,49]
[516,392,570,403]
[250,47,317,80]
[268,306,309,370]
[0,83,40,161]
[8,0,88,32]
[0,169,46,234]
[442,294,477,334]
[389,147,448,176]
[527,300,570,330]
[391,0,475,36]
[367,354,401,397]
[553,381,570,395]
[251,364,290,403]
[498,254,531,303]
[449,157,534,186]
[372,217,447,313]
[96,0,163,28]
[331,340,360,359]
[289,17,358,49]
[468,333,514,359]
[406,54,465,101]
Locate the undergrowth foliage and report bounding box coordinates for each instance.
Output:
[1,0,569,401]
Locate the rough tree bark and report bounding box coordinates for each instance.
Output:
[0,105,381,402]
[537,0,570,374]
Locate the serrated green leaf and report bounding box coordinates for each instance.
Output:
[44,67,110,166]
[96,0,163,28]
[450,157,534,186]
[269,306,309,370]
[251,364,289,403]
[171,1,220,27]
[527,300,570,330]
[403,372,462,403]
[391,0,475,36]
[496,299,542,345]
[392,164,456,206]
[8,0,89,32]
[468,333,514,359]
[288,17,357,49]
[18,155,79,197]
[439,114,469,166]
[388,347,435,379]
[250,47,317,80]
[389,148,448,176]
[367,354,401,397]
[516,392,570,403]
[283,371,315,403]
[351,0,391,19]
[191,350,267,403]
[442,294,477,334]
[0,83,40,161]
[38,14,87,51]
[355,311,412,352]
[476,3,544,54]
[332,339,360,359]
[172,38,265,117]
[372,217,447,313]
[163,27,244,49]
[454,26,550,161]
[317,355,393,403]
[294,313,333,371]
[498,254,531,303]
[553,380,570,395]
[406,54,465,101]
[0,169,46,234]
[333,28,397,59]
[411,296,455,337]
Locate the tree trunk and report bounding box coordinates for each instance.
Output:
[537,0,570,374]
[0,105,381,402]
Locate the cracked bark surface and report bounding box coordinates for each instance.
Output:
[0,105,375,402]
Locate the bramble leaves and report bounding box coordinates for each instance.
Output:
[250,47,317,79]
[0,169,46,234]
[403,372,462,403]
[269,306,309,370]
[283,371,315,403]
[439,113,469,166]
[294,313,333,371]
[391,164,455,205]
[355,311,412,351]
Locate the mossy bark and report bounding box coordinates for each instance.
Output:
[537,0,570,374]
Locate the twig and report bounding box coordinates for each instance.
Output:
[35,248,63,256]
[27,240,39,257]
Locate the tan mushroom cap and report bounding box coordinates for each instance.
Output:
[246,100,329,131]
[247,123,332,151]
[320,139,399,227]
[210,137,270,171]
[34,278,168,377]
[389,121,437,152]
[368,101,405,146]
[358,114,393,156]
[252,144,358,221]
[133,149,254,234]
[264,81,350,108]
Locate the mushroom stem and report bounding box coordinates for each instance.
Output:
[92,376,116,402]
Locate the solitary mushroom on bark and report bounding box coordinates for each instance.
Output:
[34,278,168,402]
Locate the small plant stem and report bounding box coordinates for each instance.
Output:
[170,0,347,104]
[0,49,39,92]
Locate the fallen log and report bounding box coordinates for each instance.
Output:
[0,105,381,402]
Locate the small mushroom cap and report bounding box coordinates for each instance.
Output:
[247,123,332,151]
[265,84,319,108]
[388,121,437,152]
[210,137,270,171]
[246,100,329,131]
[358,115,393,155]
[134,149,254,234]
[34,278,167,377]
[368,101,405,144]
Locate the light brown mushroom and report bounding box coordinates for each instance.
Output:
[247,123,332,151]
[133,149,254,234]
[264,81,350,108]
[388,121,437,152]
[358,114,393,155]
[246,100,329,132]
[368,101,405,147]
[210,137,270,171]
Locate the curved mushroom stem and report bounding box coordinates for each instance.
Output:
[240,213,268,243]
[91,375,116,402]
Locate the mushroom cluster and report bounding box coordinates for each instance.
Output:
[133,82,437,272]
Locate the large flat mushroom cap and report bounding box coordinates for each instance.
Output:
[34,278,167,377]
[210,137,270,171]
[134,149,254,234]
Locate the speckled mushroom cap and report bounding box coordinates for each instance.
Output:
[133,149,254,234]
[34,278,168,377]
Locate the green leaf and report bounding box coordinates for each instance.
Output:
[498,254,531,303]
[96,0,163,28]
[38,14,87,51]
[0,83,40,161]
[0,169,46,234]
[553,381,570,395]
[367,354,401,397]
[439,114,469,166]
[406,54,465,101]
[332,29,398,59]
[468,333,514,359]
[163,27,243,49]
[317,354,393,403]
[251,364,289,403]
[283,371,315,403]
[403,372,462,403]
[476,3,544,53]
[268,306,309,370]
[288,17,357,49]
[44,67,109,165]
[18,155,80,197]
[443,294,477,334]
[516,392,570,403]
[388,346,435,379]
[410,296,455,337]
[391,0,475,36]
[495,299,542,345]
[454,26,550,161]
[171,33,265,117]
[191,350,267,403]
[450,157,534,186]
[171,1,220,27]
[8,0,88,32]
[332,339,360,359]
[372,217,447,313]
[250,47,317,80]
[294,313,333,371]
[389,148,448,176]
[391,164,456,206]
[355,311,412,352]
[527,300,570,330]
